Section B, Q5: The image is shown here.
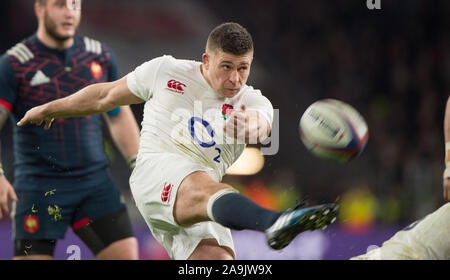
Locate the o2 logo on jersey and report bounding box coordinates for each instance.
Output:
[189,117,222,163]
[90,62,103,80]
[189,117,215,148]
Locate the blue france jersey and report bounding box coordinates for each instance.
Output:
[0,34,121,181]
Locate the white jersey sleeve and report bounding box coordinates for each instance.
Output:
[126,56,168,101]
[240,88,274,126]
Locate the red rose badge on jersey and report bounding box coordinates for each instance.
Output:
[90,61,103,79]
[222,104,234,120]
[24,215,40,234]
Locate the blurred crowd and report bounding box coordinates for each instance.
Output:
[1,0,450,229]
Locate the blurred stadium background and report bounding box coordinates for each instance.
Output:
[1,0,449,259]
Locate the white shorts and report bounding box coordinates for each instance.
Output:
[130,152,235,260]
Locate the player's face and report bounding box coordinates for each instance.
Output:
[202,50,253,98]
[39,0,81,42]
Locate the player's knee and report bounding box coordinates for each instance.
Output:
[188,239,234,260]
[174,171,235,226]
[176,173,223,209]
[13,255,54,260]
[174,187,208,226]
[204,247,234,260]
[175,182,207,211]
[187,185,211,205]
[96,237,139,260]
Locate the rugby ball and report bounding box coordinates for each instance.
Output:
[299,99,369,162]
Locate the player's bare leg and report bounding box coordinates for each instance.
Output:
[13,255,53,260]
[172,171,235,260]
[13,239,138,260]
[188,238,234,260]
[173,171,233,227]
[96,237,139,260]
[174,170,338,255]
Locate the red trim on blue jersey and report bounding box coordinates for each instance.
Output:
[72,217,91,231]
[0,99,12,111]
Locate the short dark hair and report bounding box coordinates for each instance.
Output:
[206,22,254,56]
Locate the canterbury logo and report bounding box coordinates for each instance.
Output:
[166,79,186,94]
[161,182,173,203]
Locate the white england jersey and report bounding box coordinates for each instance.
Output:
[126,55,273,180]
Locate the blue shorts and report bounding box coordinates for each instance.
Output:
[13,169,126,240]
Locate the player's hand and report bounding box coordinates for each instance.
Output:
[0,176,18,219]
[444,177,450,201]
[223,104,270,144]
[17,105,55,130]
[224,104,246,143]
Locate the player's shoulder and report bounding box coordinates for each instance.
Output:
[158,55,199,70]
[79,35,117,65]
[156,55,200,80]
[0,52,13,77]
[239,84,263,97]
[81,35,104,55]
[233,84,273,108]
[3,36,35,65]
[137,55,198,75]
[80,35,115,57]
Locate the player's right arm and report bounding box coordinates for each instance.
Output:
[224,89,274,144]
[443,96,450,201]
[17,75,144,129]
[0,55,18,219]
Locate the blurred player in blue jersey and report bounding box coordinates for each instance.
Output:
[0,0,140,259]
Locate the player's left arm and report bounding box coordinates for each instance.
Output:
[103,107,140,170]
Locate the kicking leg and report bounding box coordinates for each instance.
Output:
[173,170,338,251]
[188,238,234,260]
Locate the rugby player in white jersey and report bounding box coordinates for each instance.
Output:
[351,96,450,260]
[17,22,338,260]
[350,202,450,260]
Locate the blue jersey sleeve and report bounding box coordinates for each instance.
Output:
[0,54,17,112]
[104,46,121,117]
[106,47,119,82]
